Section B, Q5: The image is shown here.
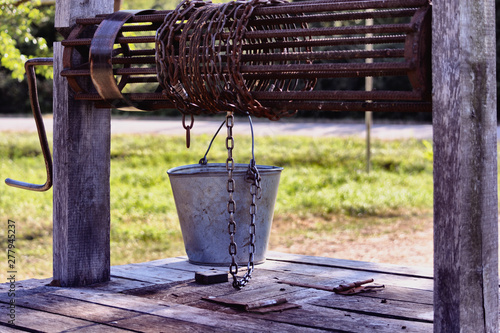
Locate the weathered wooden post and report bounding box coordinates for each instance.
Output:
[52,0,114,286]
[433,0,498,331]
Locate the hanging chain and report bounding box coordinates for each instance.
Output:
[226,111,239,287]
[226,112,261,289]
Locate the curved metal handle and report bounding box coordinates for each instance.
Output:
[5,58,54,191]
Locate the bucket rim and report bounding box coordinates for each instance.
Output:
[167,163,283,176]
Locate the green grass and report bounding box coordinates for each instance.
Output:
[0,131,434,281]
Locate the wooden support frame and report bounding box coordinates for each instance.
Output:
[48,0,499,330]
[432,0,498,331]
[52,0,113,287]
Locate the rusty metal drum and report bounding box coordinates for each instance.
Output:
[168,163,283,266]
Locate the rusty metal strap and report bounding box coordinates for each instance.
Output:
[90,9,155,111]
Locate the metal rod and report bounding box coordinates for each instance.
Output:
[5,58,53,191]
[365,13,374,174]
[240,49,404,62]
[223,23,414,40]
[75,12,170,25]
[251,0,429,16]
[111,56,156,64]
[62,67,156,76]
[240,62,413,74]
[241,35,406,51]
[252,90,423,101]
[242,69,409,79]
[260,100,432,112]
[248,8,416,27]
[62,35,156,47]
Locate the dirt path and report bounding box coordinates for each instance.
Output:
[269,213,434,269]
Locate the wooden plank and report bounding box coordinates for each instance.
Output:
[0,324,29,332]
[53,0,114,287]
[109,313,229,333]
[53,288,327,332]
[10,292,219,333]
[89,276,156,293]
[309,293,433,322]
[0,302,130,332]
[111,264,195,284]
[357,285,433,305]
[271,273,434,305]
[130,256,189,267]
[266,251,433,278]
[245,302,433,333]
[0,278,52,293]
[432,0,499,331]
[259,259,434,290]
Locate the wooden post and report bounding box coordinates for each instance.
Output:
[53,0,113,287]
[433,0,498,332]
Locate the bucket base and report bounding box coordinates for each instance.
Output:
[188,258,266,267]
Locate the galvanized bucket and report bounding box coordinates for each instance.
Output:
[168,163,283,266]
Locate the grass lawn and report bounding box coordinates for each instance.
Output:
[0,131,434,281]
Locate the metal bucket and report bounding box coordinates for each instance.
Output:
[168,163,283,266]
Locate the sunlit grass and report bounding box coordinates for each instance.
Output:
[0,131,435,281]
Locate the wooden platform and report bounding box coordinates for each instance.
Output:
[0,252,439,332]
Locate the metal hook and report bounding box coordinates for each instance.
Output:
[182,113,194,148]
[5,58,53,191]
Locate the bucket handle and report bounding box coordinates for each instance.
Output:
[198,115,258,171]
[199,119,226,165]
[5,58,53,191]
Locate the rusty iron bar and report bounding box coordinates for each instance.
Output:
[240,62,413,74]
[120,24,159,32]
[5,58,53,191]
[75,12,171,25]
[251,0,430,15]
[249,8,417,27]
[62,35,155,47]
[242,70,410,80]
[111,56,156,64]
[62,33,407,48]
[63,68,410,80]
[223,23,415,39]
[252,90,423,101]
[246,35,406,47]
[239,49,405,62]
[62,67,156,76]
[66,49,404,67]
[241,35,407,51]
[262,100,431,112]
[74,94,431,112]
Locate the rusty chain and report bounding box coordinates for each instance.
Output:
[226,111,239,287]
[225,112,261,289]
[155,0,315,120]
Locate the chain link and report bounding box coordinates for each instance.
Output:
[226,112,261,289]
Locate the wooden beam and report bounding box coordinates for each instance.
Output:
[432,0,498,332]
[53,0,113,286]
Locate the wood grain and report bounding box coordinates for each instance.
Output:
[52,0,114,287]
[432,0,498,331]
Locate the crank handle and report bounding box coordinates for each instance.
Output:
[5,58,54,192]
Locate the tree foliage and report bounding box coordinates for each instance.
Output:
[0,0,54,80]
